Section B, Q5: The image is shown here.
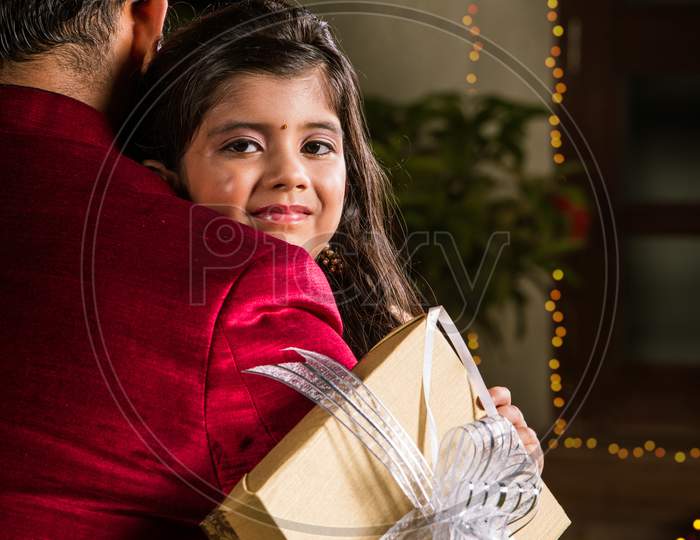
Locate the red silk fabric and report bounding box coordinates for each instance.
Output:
[0,85,357,538]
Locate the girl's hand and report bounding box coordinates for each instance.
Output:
[486,386,545,474]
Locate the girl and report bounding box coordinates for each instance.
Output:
[129,0,540,467]
[130,0,423,361]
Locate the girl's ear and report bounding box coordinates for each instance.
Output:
[143,159,180,185]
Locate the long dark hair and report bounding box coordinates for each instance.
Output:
[127,0,424,359]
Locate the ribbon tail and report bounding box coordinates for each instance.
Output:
[244,358,432,510]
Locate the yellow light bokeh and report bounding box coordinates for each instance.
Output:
[693,518,700,530]
[549,358,560,369]
[551,139,562,148]
[553,397,565,408]
[632,447,644,458]
[675,451,686,463]
[469,51,480,62]
[553,25,564,37]
[553,93,564,104]
[564,437,573,448]
[551,382,562,392]
[618,448,629,459]
[545,300,556,312]
[462,15,473,26]
[552,336,563,347]
[545,56,556,68]
[608,443,619,454]
[550,130,562,140]
[466,73,478,84]
[548,114,560,126]
[553,269,564,281]
[553,311,564,322]
[473,355,481,366]
[644,440,656,452]
[586,438,597,449]
[547,0,558,8]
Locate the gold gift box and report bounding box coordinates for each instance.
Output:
[202,314,570,539]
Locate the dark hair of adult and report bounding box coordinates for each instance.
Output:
[0,0,126,73]
[127,0,425,359]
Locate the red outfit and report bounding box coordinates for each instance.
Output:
[0,85,357,538]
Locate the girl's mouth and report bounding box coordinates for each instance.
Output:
[250,204,312,224]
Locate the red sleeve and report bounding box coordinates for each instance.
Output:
[205,242,357,494]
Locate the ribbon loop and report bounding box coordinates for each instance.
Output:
[243,307,542,539]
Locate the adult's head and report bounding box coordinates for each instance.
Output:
[130,0,424,358]
[0,0,168,122]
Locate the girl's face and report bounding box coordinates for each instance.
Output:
[180,69,346,258]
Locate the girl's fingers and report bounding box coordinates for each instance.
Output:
[487,386,511,407]
[498,404,526,428]
[517,426,545,473]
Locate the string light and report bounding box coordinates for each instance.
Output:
[544,5,700,486]
[463,2,481,93]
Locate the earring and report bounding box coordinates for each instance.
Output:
[318,243,344,275]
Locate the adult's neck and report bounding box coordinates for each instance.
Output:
[0,55,112,114]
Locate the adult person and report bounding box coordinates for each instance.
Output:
[0,1,357,537]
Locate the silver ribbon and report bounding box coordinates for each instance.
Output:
[243,306,541,539]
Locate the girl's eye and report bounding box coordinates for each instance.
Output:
[224,139,261,153]
[303,141,334,156]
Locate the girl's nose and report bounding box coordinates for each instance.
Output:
[265,152,310,192]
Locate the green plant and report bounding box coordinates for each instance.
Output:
[364,91,588,336]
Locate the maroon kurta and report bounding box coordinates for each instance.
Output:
[0,85,357,538]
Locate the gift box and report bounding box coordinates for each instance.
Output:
[202,310,570,539]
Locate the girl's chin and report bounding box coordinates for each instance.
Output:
[257,229,324,257]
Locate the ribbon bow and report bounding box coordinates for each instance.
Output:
[244,306,541,539]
